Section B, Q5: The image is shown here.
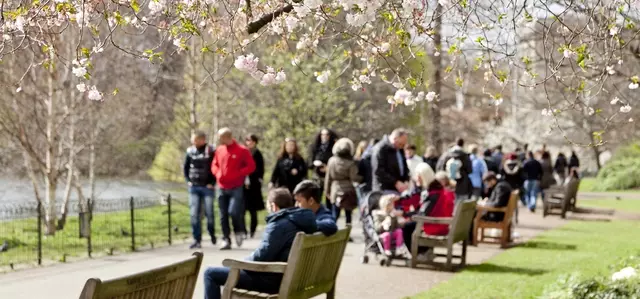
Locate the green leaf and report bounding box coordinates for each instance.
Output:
[407,77,417,88]
[131,0,140,13]
[455,76,463,87]
[112,88,119,95]
[81,47,90,58]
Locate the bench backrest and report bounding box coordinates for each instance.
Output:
[278,227,352,299]
[504,190,519,224]
[79,252,203,299]
[449,200,477,243]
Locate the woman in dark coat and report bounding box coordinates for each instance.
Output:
[554,153,568,183]
[270,138,307,193]
[244,134,265,238]
[308,128,339,209]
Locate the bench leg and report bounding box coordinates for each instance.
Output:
[445,247,453,271]
[461,240,467,267]
[327,286,335,299]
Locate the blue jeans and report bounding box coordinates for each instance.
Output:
[204,267,277,299]
[524,180,540,209]
[189,186,215,242]
[219,187,246,240]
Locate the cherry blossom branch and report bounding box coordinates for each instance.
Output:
[246,0,302,34]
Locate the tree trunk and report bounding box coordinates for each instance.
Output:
[188,39,199,135]
[211,53,219,139]
[89,109,97,211]
[428,3,443,151]
[44,49,58,236]
[58,87,76,230]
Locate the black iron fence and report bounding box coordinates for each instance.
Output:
[0,194,194,271]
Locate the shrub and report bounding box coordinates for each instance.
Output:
[596,142,640,191]
[540,257,640,299]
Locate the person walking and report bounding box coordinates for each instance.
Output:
[539,151,556,200]
[501,153,524,204]
[270,138,307,193]
[324,138,362,228]
[308,129,339,210]
[522,151,543,212]
[468,145,488,201]
[183,131,217,249]
[371,128,410,194]
[483,149,499,174]
[423,146,439,172]
[492,145,504,172]
[569,151,580,170]
[211,128,256,250]
[244,134,265,239]
[436,138,473,202]
[554,152,568,183]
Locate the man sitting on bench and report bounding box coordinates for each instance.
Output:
[478,172,512,221]
[203,188,317,299]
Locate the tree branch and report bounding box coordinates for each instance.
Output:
[246,0,302,34]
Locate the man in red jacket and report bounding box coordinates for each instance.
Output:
[212,128,256,250]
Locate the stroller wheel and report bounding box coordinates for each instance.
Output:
[404,259,411,267]
[361,256,369,264]
[379,259,386,266]
[386,258,392,267]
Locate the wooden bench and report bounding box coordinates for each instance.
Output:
[222,227,351,299]
[79,252,203,299]
[410,200,477,271]
[473,190,519,248]
[543,178,580,218]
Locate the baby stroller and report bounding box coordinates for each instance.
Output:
[359,190,410,267]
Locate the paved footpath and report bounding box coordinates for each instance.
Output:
[0,211,566,299]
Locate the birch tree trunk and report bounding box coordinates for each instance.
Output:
[58,88,76,230]
[428,3,443,151]
[44,48,59,235]
[187,39,199,135]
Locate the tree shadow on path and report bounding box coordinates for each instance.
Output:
[516,240,577,251]
[464,263,548,276]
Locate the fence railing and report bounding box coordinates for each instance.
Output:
[0,194,194,271]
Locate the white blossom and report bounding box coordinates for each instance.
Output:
[629,118,634,122]
[92,46,104,53]
[291,58,300,66]
[14,16,25,32]
[285,16,299,32]
[87,86,103,101]
[587,107,595,116]
[293,4,311,18]
[304,0,323,9]
[612,267,637,281]
[241,39,250,47]
[359,75,371,84]
[541,108,553,116]
[438,0,449,6]
[76,83,87,92]
[271,22,284,35]
[425,91,436,102]
[148,0,166,14]
[315,70,331,84]
[629,82,639,90]
[72,67,87,78]
[15,86,22,93]
[620,105,632,113]
[234,54,259,73]
[393,89,412,104]
[609,26,619,36]
[3,34,11,41]
[351,82,362,91]
[493,98,503,106]
[434,51,440,57]
[392,82,404,89]
[275,71,286,84]
[260,72,276,86]
[563,49,575,59]
[610,97,619,105]
[380,42,391,53]
[618,59,624,65]
[606,65,616,75]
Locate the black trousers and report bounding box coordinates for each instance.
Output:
[402,222,430,254]
[245,210,258,235]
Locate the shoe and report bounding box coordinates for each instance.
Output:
[189,241,202,249]
[348,237,354,243]
[219,239,231,250]
[529,207,536,213]
[211,236,217,246]
[235,233,245,247]
[416,250,435,262]
[250,232,255,239]
[384,250,393,256]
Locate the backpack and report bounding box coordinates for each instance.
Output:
[446,157,463,180]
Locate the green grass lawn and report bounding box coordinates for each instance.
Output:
[410,220,640,299]
[579,198,640,213]
[579,177,640,193]
[0,196,266,268]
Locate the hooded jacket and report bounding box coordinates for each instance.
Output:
[247,207,317,285]
[501,158,524,189]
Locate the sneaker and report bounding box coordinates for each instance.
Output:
[384,250,393,256]
[219,239,231,250]
[189,241,201,249]
[249,232,255,239]
[348,237,354,243]
[235,233,245,247]
[211,236,217,246]
[416,250,435,262]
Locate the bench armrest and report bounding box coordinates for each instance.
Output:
[476,205,508,212]
[222,259,287,273]
[411,215,453,224]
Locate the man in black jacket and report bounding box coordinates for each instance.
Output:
[371,128,410,193]
[522,151,543,212]
[183,131,216,249]
[436,138,473,202]
[479,172,512,221]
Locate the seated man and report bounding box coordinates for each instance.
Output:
[293,180,338,236]
[479,172,513,222]
[203,189,317,299]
